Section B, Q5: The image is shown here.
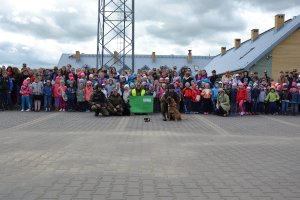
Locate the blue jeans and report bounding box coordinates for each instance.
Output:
[252,100,258,113]
[291,103,298,114]
[183,98,192,113]
[212,99,217,111]
[258,102,265,113]
[15,85,21,105]
[269,102,277,114]
[21,96,31,110]
[281,101,289,113]
[54,97,60,109]
[44,95,51,110]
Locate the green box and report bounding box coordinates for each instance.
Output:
[130,96,154,113]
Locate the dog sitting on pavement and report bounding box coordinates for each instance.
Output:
[166,96,182,121]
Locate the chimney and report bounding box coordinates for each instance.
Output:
[275,14,285,30]
[187,50,192,62]
[234,39,241,48]
[151,52,156,62]
[221,47,226,55]
[251,29,259,41]
[75,51,80,61]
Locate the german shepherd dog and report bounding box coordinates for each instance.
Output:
[166,97,182,121]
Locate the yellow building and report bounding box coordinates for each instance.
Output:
[205,14,300,80]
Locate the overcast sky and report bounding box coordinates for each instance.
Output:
[0,0,299,67]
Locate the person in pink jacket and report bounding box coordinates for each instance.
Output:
[85,81,93,112]
[58,79,67,111]
[52,76,61,111]
[20,79,32,111]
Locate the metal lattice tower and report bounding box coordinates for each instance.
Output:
[96,0,135,71]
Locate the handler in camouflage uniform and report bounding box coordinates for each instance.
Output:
[90,84,111,117]
[160,84,180,121]
[107,88,124,116]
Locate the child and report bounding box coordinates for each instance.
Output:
[280,83,289,115]
[58,79,67,112]
[290,82,298,115]
[31,77,44,112]
[211,82,220,112]
[122,84,131,116]
[85,81,93,112]
[229,83,238,115]
[43,80,52,112]
[236,83,246,116]
[258,87,266,114]
[20,79,32,111]
[251,83,260,115]
[182,82,193,114]
[52,76,60,111]
[201,83,212,115]
[191,84,201,114]
[77,79,86,112]
[245,86,252,115]
[265,86,279,115]
[66,80,76,111]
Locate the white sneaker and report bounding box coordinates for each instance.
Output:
[26,109,30,112]
[59,109,62,112]
[62,109,65,112]
[240,112,245,116]
[21,109,24,112]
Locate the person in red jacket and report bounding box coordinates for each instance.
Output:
[191,84,201,114]
[236,83,247,116]
[182,82,193,113]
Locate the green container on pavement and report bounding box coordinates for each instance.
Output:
[130,96,154,113]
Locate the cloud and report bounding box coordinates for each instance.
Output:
[236,0,300,11]
[140,0,246,46]
[0,42,56,66]
[0,0,97,43]
[0,0,299,67]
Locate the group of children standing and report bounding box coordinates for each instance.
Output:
[20,73,94,112]
[180,80,300,116]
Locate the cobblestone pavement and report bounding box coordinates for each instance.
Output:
[0,111,300,200]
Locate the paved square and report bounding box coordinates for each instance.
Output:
[0,112,300,200]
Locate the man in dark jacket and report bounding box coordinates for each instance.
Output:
[108,88,124,116]
[0,71,13,111]
[90,84,111,117]
[209,70,219,85]
[160,84,180,121]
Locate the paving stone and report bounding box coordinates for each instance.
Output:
[0,112,299,200]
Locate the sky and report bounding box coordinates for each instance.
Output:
[0,0,299,67]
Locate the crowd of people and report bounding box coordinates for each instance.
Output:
[0,63,300,120]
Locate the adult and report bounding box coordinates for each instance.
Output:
[221,71,232,83]
[262,70,271,84]
[215,88,230,117]
[241,71,252,84]
[108,88,124,116]
[209,70,219,85]
[194,70,202,81]
[160,84,180,121]
[11,67,22,105]
[0,71,13,110]
[90,84,111,117]
[182,68,194,86]
[277,71,288,85]
[131,83,145,96]
[287,72,294,89]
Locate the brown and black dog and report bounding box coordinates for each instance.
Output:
[166,97,182,121]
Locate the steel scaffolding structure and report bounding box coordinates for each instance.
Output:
[96,0,135,71]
